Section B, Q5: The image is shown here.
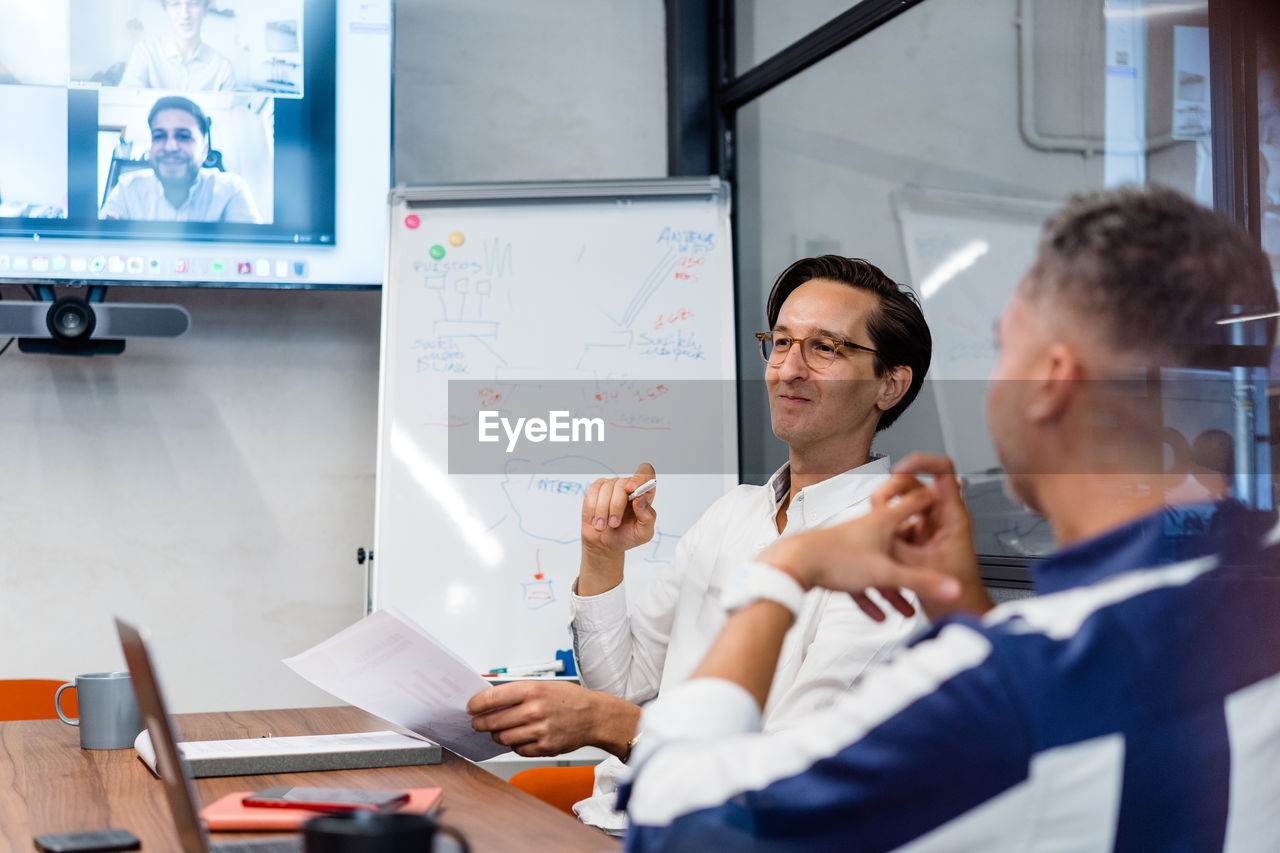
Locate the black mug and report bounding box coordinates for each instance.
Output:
[303,811,469,853]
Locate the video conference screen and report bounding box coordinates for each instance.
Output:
[0,0,391,288]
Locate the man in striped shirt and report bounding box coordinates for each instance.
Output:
[622,186,1280,851]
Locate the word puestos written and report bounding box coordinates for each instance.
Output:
[478,410,605,452]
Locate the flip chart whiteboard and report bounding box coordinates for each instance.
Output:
[372,179,738,672]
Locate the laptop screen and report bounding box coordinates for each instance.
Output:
[115,617,211,853]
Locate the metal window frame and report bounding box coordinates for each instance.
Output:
[1209,0,1262,237]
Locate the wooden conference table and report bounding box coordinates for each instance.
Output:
[0,706,618,852]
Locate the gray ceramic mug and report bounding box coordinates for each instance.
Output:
[55,672,143,750]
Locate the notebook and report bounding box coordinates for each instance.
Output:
[134,728,441,778]
[199,787,442,831]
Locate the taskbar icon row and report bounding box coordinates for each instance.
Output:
[0,254,309,280]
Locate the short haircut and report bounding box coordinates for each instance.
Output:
[1027,186,1278,365]
[147,95,210,137]
[765,255,932,431]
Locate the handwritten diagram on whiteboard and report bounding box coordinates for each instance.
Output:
[374,180,738,672]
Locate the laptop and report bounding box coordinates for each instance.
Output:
[116,617,302,853]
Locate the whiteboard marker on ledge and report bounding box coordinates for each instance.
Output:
[629,478,657,502]
[485,661,566,677]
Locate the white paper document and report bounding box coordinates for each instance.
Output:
[283,608,507,761]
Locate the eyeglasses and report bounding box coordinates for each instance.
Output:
[755,331,878,370]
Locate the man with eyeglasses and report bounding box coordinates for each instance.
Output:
[622,188,1280,850]
[467,256,932,834]
[120,0,236,93]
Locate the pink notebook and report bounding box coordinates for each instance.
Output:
[200,787,444,831]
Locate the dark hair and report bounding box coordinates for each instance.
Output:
[765,255,932,431]
[1027,186,1278,365]
[147,95,210,137]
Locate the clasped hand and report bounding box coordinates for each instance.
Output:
[762,453,991,622]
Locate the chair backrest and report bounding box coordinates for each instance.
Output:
[507,765,597,816]
[101,157,152,207]
[202,148,225,171]
[0,679,77,721]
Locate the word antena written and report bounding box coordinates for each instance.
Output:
[656,227,715,252]
[478,411,606,452]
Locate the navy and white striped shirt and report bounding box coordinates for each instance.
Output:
[622,502,1280,851]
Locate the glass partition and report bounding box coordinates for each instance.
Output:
[733,1,854,73]
[733,0,1229,561]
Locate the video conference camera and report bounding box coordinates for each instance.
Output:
[0,295,190,356]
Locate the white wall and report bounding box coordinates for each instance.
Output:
[0,2,69,86]
[0,287,380,712]
[0,0,667,713]
[0,87,67,211]
[394,0,667,184]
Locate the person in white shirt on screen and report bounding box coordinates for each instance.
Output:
[101,96,261,224]
[120,0,236,92]
[466,256,933,834]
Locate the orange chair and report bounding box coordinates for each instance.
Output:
[508,765,597,816]
[0,679,77,721]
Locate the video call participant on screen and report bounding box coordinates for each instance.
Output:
[101,95,261,224]
[621,186,1280,851]
[120,0,236,92]
[467,256,933,835]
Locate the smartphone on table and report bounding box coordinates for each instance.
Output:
[33,829,141,852]
[241,786,410,813]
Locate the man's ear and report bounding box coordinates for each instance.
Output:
[1026,343,1081,424]
[876,365,913,413]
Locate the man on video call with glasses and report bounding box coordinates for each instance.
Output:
[466,255,933,835]
[120,0,237,93]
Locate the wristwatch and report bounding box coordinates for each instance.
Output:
[720,561,807,619]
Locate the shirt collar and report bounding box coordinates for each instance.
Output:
[161,168,213,213]
[161,38,212,66]
[1031,499,1277,596]
[766,454,891,526]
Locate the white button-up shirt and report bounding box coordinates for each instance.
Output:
[120,38,236,92]
[101,168,262,224]
[569,456,924,833]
